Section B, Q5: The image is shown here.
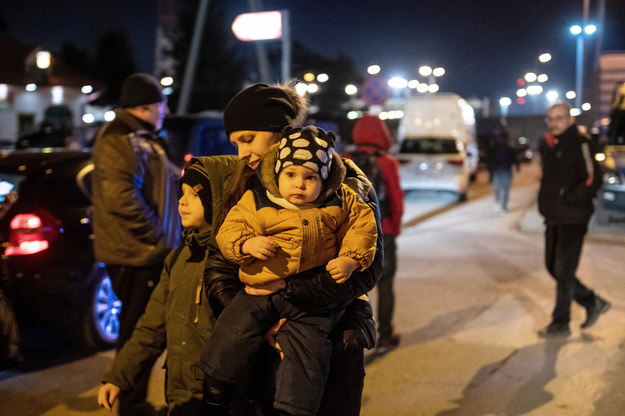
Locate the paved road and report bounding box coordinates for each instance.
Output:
[2,163,624,416]
[362,164,625,416]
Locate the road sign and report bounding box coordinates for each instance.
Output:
[361,75,390,106]
[231,11,283,41]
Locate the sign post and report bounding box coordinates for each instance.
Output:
[231,10,291,82]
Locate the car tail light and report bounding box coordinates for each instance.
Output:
[5,212,59,256]
[447,158,464,166]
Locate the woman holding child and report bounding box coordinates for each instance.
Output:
[198,82,384,416]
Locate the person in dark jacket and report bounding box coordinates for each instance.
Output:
[198,82,383,416]
[346,114,404,353]
[486,123,519,212]
[92,73,181,415]
[537,102,610,338]
[0,190,21,371]
[98,156,239,415]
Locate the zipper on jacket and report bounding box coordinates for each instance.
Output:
[194,276,204,324]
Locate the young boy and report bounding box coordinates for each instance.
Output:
[97,156,239,416]
[198,125,377,416]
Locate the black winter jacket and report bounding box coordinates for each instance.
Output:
[538,125,602,225]
[92,109,181,266]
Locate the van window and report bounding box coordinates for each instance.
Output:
[400,138,458,154]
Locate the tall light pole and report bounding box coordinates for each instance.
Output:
[569,0,596,110]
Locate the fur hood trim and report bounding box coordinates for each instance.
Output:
[257,142,347,204]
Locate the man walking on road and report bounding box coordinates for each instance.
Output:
[537,102,610,338]
[92,73,181,415]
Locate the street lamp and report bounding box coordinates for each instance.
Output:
[569,23,597,109]
[367,65,381,75]
[538,53,552,63]
[499,97,511,117]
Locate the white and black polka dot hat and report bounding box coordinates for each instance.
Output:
[275,125,335,180]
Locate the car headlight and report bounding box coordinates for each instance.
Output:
[604,171,623,185]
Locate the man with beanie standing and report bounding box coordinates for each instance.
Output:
[347,114,404,353]
[92,73,181,415]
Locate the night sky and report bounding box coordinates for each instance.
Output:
[2,0,625,101]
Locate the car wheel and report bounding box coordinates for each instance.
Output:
[75,265,121,350]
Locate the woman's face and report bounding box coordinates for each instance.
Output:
[229,130,278,170]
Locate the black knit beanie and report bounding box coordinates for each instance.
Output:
[275,125,335,181]
[119,73,164,108]
[180,162,212,224]
[223,83,299,136]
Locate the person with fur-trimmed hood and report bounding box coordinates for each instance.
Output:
[199,125,377,416]
[97,156,239,416]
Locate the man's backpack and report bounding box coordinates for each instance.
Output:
[350,151,389,217]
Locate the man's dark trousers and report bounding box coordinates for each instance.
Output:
[545,224,596,325]
[377,234,397,339]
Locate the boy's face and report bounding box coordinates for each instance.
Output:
[179,183,209,231]
[278,165,323,205]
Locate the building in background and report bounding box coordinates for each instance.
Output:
[0,33,101,146]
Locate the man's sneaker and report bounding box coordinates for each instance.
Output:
[537,323,571,338]
[376,334,400,354]
[581,297,611,329]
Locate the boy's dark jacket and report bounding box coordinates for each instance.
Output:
[101,156,239,415]
[538,124,602,225]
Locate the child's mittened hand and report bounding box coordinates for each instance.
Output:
[243,236,279,260]
[326,256,359,284]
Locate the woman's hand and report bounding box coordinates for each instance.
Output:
[265,317,288,360]
[326,256,360,284]
[98,383,121,411]
[242,236,279,260]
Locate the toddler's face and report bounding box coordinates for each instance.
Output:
[278,165,322,205]
[179,183,209,231]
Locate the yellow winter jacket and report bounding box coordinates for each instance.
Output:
[216,145,377,289]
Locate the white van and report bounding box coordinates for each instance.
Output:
[396,93,479,200]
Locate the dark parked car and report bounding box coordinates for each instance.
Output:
[0,150,120,350]
[0,113,235,351]
[595,145,625,225]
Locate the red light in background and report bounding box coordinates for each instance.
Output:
[517,78,525,86]
[5,212,57,256]
[447,159,464,166]
[517,97,526,105]
[184,153,193,162]
[10,213,42,229]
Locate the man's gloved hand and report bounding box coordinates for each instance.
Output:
[331,298,376,351]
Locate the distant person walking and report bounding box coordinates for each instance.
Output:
[347,114,404,353]
[537,102,609,338]
[92,73,181,415]
[608,81,625,145]
[486,123,519,212]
